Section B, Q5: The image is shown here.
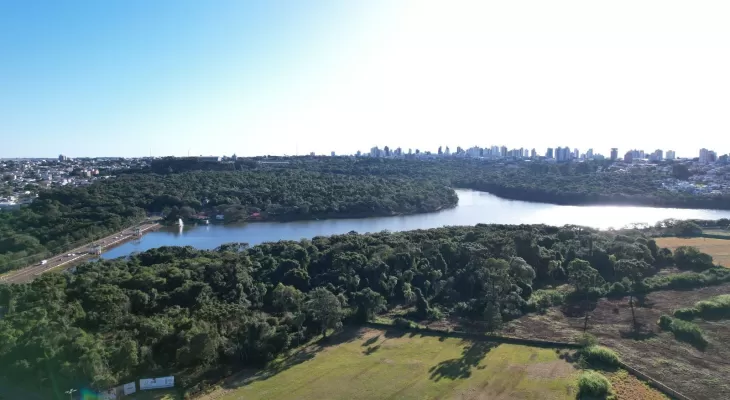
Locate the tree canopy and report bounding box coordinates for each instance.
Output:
[0,223,698,395]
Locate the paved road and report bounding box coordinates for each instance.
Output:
[0,221,160,284]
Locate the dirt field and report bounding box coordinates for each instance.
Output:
[502,282,730,400]
[656,237,730,267]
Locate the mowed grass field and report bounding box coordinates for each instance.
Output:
[209,328,579,400]
[656,237,730,267]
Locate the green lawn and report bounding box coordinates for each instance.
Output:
[212,328,578,400]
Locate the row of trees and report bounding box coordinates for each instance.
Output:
[3,223,719,395]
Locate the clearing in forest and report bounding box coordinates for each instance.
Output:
[655,237,730,267]
[207,328,579,400]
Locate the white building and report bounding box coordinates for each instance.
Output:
[699,148,713,163]
[666,150,676,160]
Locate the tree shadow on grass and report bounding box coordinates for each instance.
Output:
[363,344,381,355]
[222,328,365,390]
[384,329,408,339]
[223,345,320,389]
[362,335,380,347]
[428,341,498,382]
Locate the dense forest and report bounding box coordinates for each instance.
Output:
[0,170,456,272]
[259,157,730,209]
[1,224,725,396]
[2,156,729,273]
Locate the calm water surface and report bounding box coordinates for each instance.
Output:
[103,190,730,258]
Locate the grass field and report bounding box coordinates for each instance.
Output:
[702,228,730,237]
[656,237,730,267]
[204,328,579,400]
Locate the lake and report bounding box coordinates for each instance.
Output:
[102,190,730,258]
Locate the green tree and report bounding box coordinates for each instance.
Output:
[272,283,304,312]
[567,259,603,293]
[674,246,714,271]
[672,163,692,180]
[305,288,343,338]
[353,288,386,322]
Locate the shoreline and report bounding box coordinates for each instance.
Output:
[455,186,730,212]
[0,221,161,283]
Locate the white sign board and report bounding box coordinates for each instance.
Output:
[123,382,136,395]
[139,376,175,390]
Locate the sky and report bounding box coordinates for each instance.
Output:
[2,0,730,158]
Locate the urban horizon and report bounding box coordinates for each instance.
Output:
[3,144,727,161]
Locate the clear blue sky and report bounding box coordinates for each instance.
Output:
[2,1,730,158]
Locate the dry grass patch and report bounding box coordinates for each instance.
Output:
[608,370,669,400]
[655,237,730,267]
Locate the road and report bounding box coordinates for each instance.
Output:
[0,221,160,284]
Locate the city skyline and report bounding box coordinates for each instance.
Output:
[2,1,730,158]
[2,144,725,161]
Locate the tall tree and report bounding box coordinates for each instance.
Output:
[305,288,343,338]
[353,288,386,322]
[567,259,603,331]
[614,259,649,329]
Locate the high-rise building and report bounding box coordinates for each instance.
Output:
[438,146,443,155]
[530,148,537,158]
[58,154,67,162]
[666,150,676,160]
[546,148,554,159]
[331,151,336,156]
[573,148,579,159]
[699,148,717,163]
[624,151,633,163]
[384,146,391,157]
[500,146,507,158]
[555,146,571,162]
[370,146,380,157]
[445,146,451,156]
[356,150,362,157]
[699,148,710,163]
[586,149,593,159]
[610,148,618,161]
[652,149,663,161]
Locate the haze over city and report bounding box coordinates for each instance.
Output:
[2,0,730,158]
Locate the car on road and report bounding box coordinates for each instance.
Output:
[39,260,47,265]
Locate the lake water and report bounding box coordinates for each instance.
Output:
[102,190,730,258]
